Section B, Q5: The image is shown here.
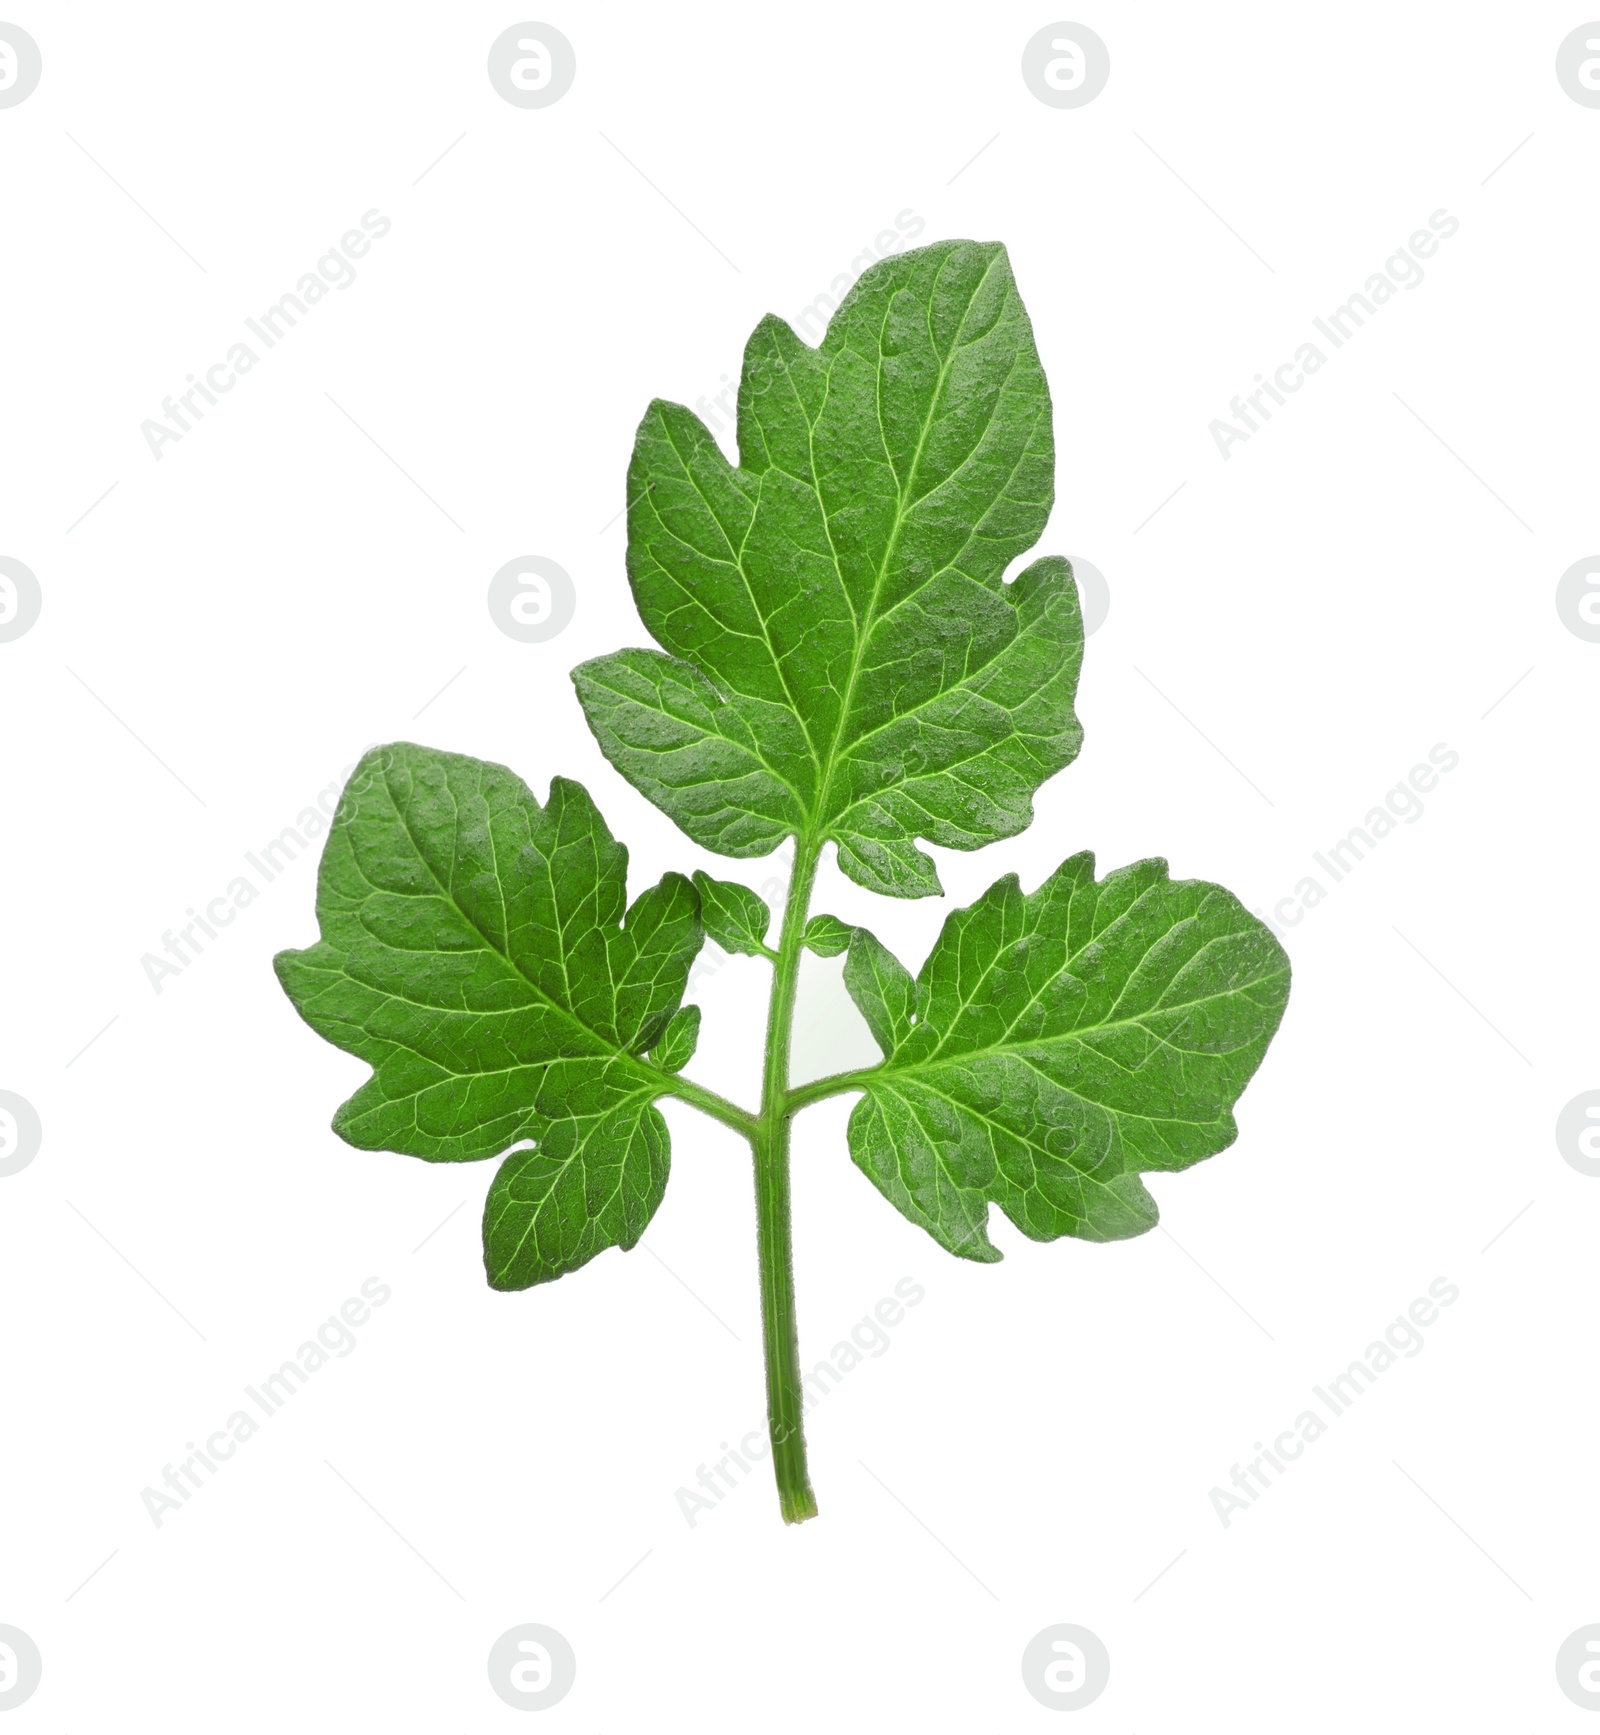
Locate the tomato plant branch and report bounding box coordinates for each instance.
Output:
[274,240,1291,1533]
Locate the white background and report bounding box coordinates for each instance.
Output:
[3,2,1597,1727]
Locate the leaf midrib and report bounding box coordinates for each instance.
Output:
[629,246,1045,859]
[871,962,1291,1086]
[810,246,1005,836]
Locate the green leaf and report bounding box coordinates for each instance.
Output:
[842,855,1290,1261]
[573,239,1084,898]
[802,913,854,957]
[692,869,774,957]
[485,1110,668,1292]
[650,1003,701,1073]
[273,743,703,1289]
[841,927,915,1053]
[571,650,802,859]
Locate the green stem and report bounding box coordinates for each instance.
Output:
[786,1068,875,1113]
[658,1072,757,1139]
[753,835,822,1523]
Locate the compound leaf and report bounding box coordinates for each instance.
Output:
[573,239,1084,898]
[842,854,1290,1261]
[273,742,703,1289]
